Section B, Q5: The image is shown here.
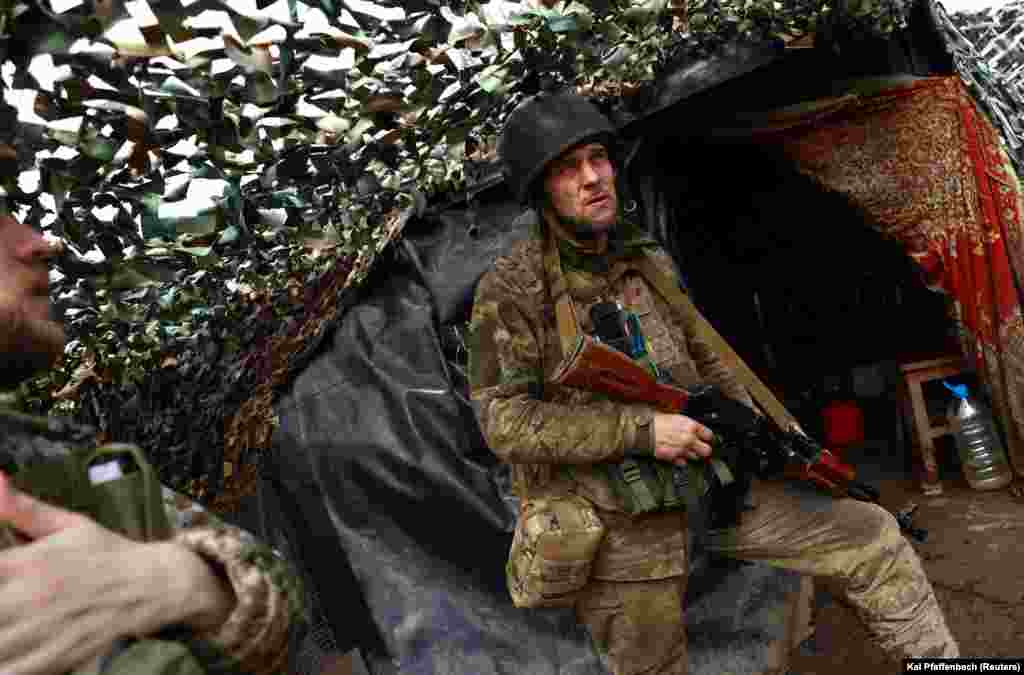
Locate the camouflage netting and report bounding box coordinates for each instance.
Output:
[0,0,919,510]
[937,0,1024,174]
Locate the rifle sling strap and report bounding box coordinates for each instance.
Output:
[633,253,802,435]
[543,228,583,361]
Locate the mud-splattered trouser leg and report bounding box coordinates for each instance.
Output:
[575,575,689,675]
[710,478,959,661]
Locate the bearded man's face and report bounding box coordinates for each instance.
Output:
[542,142,619,239]
[0,214,64,387]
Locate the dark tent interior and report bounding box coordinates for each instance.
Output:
[630,135,959,444]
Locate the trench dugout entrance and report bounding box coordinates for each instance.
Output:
[639,136,965,483]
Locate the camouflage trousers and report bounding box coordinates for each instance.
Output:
[574,479,958,674]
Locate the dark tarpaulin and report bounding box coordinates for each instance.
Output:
[260,200,609,675]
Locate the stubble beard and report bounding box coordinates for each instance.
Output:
[560,214,614,241]
[552,196,619,241]
[550,187,618,242]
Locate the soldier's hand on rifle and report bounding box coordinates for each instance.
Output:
[653,413,715,465]
[0,472,235,674]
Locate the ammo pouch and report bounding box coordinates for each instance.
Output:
[6,443,218,675]
[506,494,606,608]
[606,455,736,516]
[607,443,752,547]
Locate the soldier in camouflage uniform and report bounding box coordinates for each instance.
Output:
[0,210,304,674]
[468,91,958,674]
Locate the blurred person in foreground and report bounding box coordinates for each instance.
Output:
[0,207,306,675]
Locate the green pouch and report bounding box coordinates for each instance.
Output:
[11,442,171,542]
[8,443,216,675]
[82,443,172,542]
[606,456,711,515]
[605,457,661,514]
[606,454,741,524]
[10,448,90,517]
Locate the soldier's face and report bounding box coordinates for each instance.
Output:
[542,143,618,238]
[0,213,65,385]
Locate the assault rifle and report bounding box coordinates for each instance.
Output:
[549,334,928,543]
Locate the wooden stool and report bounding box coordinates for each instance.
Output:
[899,355,968,495]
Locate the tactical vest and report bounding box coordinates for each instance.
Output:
[0,407,235,675]
[539,223,744,526]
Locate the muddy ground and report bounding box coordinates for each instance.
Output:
[788,440,1024,673]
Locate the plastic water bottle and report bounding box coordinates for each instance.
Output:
[943,381,1013,491]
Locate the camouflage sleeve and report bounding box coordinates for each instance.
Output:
[468,258,655,465]
[163,487,306,675]
[647,248,754,409]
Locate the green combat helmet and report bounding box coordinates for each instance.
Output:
[497,91,619,205]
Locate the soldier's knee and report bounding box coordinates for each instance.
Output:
[834,499,901,548]
[865,502,903,545]
[840,502,915,583]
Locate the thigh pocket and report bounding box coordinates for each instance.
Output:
[578,579,688,674]
[575,582,625,656]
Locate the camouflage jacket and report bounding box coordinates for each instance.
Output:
[468,217,752,581]
[0,406,305,675]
